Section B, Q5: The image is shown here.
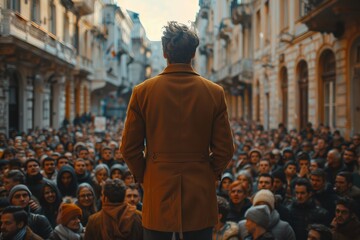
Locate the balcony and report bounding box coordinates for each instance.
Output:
[73,0,94,16]
[301,0,360,38]
[0,9,76,66]
[76,55,93,76]
[231,0,252,26]
[230,59,253,83]
[218,18,232,41]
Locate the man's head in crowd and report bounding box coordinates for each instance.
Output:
[307,224,332,240]
[24,159,40,176]
[56,156,69,170]
[3,170,25,193]
[334,171,353,195]
[282,148,294,162]
[296,152,311,169]
[284,161,297,178]
[102,179,127,203]
[327,149,342,169]
[245,205,271,236]
[8,185,32,209]
[351,133,360,147]
[77,147,89,159]
[334,197,355,226]
[249,149,261,166]
[110,164,125,180]
[54,143,65,154]
[301,141,313,153]
[74,158,87,175]
[316,138,327,151]
[42,157,56,176]
[258,159,271,174]
[294,178,313,204]
[84,159,94,173]
[342,148,356,165]
[0,206,28,239]
[101,147,113,162]
[125,183,141,207]
[271,170,286,194]
[310,169,326,192]
[257,173,273,190]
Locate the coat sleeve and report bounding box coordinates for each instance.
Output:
[120,86,146,183]
[210,88,234,178]
[84,215,96,240]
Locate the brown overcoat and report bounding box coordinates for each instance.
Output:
[120,63,234,232]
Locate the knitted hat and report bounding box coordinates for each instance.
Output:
[253,189,275,211]
[245,205,271,229]
[57,203,82,225]
[8,184,32,202]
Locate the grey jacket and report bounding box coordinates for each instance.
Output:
[239,209,295,240]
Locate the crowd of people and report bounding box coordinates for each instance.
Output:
[0,117,359,240]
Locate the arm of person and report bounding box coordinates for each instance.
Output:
[210,88,235,179]
[120,86,146,183]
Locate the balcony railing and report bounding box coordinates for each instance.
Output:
[76,55,93,75]
[231,0,252,26]
[0,9,76,66]
[230,59,253,81]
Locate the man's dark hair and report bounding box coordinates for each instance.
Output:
[3,170,25,184]
[294,178,313,193]
[42,157,55,167]
[217,196,230,223]
[56,156,69,166]
[307,224,332,240]
[336,197,356,213]
[103,179,126,203]
[2,206,28,226]
[343,147,357,158]
[161,21,199,64]
[337,171,353,184]
[310,168,327,181]
[296,151,311,162]
[24,158,39,170]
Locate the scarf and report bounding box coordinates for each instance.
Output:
[53,224,83,240]
[0,227,27,240]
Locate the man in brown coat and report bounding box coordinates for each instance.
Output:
[84,179,143,240]
[120,21,234,240]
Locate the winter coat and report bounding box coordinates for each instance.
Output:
[312,183,338,220]
[239,209,295,240]
[120,63,234,232]
[244,232,274,240]
[226,198,252,223]
[332,216,360,240]
[84,202,143,240]
[287,199,329,240]
[213,221,239,240]
[28,212,53,239]
[56,165,78,198]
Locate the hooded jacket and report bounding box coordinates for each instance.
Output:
[239,209,295,240]
[56,165,78,198]
[84,202,142,240]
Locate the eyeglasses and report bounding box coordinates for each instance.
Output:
[335,209,349,215]
[79,194,93,199]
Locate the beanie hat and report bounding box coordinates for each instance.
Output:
[57,203,82,225]
[8,184,32,202]
[253,189,275,211]
[245,205,271,229]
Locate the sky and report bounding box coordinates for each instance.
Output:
[119,0,200,41]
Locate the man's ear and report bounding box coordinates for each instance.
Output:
[16,221,25,229]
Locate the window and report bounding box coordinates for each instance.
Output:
[280,0,289,30]
[256,80,260,121]
[7,0,20,12]
[265,2,270,45]
[255,10,261,49]
[281,67,288,126]
[49,1,56,34]
[298,61,308,130]
[320,50,336,129]
[63,12,70,43]
[31,0,41,24]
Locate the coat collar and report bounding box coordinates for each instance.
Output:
[160,64,200,76]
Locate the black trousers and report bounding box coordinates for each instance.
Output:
[143,227,212,240]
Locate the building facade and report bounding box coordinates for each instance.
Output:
[0,0,150,134]
[196,0,360,137]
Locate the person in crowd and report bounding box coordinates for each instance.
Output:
[121,169,135,186]
[310,168,338,218]
[334,171,360,202]
[110,163,125,180]
[243,205,274,240]
[235,170,253,196]
[324,149,346,185]
[213,196,239,240]
[342,148,357,172]
[235,151,251,173]
[56,156,69,171]
[76,147,89,160]
[39,181,62,228]
[287,178,329,240]
[24,158,49,201]
[73,158,93,185]
[307,224,332,240]
[41,156,57,182]
[91,164,109,201]
[0,206,42,240]
[56,165,78,198]
[125,183,142,211]
[217,172,234,201]
[2,169,26,195]
[84,179,143,240]
[98,146,114,169]
[248,149,262,178]
[283,161,298,201]
[49,202,85,240]
[226,180,252,222]
[239,189,295,240]
[296,152,311,179]
[8,184,53,239]
[351,133,360,156]
[331,197,360,240]
[312,138,329,167]
[75,183,97,226]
